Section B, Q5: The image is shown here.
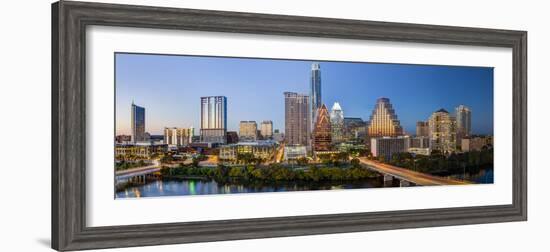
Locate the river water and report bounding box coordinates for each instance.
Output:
[115,167,493,198]
[116,178,389,198]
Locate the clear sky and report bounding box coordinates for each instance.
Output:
[115,53,493,136]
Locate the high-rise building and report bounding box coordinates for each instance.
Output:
[367,98,403,137]
[330,102,344,143]
[164,127,194,146]
[428,109,457,153]
[310,63,322,130]
[416,121,429,137]
[200,96,227,144]
[260,120,273,139]
[239,121,258,142]
[456,105,472,140]
[284,92,311,147]
[313,104,332,151]
[131,102,146,143]
[370,136,409,161]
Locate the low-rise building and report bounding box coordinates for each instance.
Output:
[115,142,168,160]
[370,136,410,161]
[410,136,430,149]
[408,147,431,156]
[462,136,492,152]
[283,145,307,161]
[219,141,277,161]
[115,135,131,144]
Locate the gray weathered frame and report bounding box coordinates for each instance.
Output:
[52,1,527,251]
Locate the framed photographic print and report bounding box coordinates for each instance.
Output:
[52,1,527,251]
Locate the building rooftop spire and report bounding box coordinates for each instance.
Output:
[311,63,320,70]
[331,102,342,111]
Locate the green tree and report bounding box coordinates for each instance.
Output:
[229,167,244,177]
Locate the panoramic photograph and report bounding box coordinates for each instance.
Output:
[114,53,494,199]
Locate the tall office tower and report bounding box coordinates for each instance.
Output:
[131,101,146,143]
[416,121,429,137]
[239,121,258,142]
[284,92,311,147]
[367,98,404,137]
[310,63,322,130]
[428,109,457,153]
[455,105,472,141]
[260,120,273,139]
[200,96,227,144]
[330,102,344,143]
[164,127,194,146]
[313,104,332,151]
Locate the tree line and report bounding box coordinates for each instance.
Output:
[161,158,378,183]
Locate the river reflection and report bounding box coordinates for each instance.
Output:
[116,178,389,198]
[442,166,494,184]
[115,167,494,198]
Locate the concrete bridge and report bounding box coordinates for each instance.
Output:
[115,160,161,186]
[358,157,471,186]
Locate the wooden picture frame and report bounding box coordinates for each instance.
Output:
[52,1,527,251]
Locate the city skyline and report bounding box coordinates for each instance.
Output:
[115,53,494,136]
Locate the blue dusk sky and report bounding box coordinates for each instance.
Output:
[115,53,493,136]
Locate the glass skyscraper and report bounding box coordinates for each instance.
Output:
[131,102,146,143]
[455,105,472,138]
[200,96,227,144]
[310,63,322,130]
